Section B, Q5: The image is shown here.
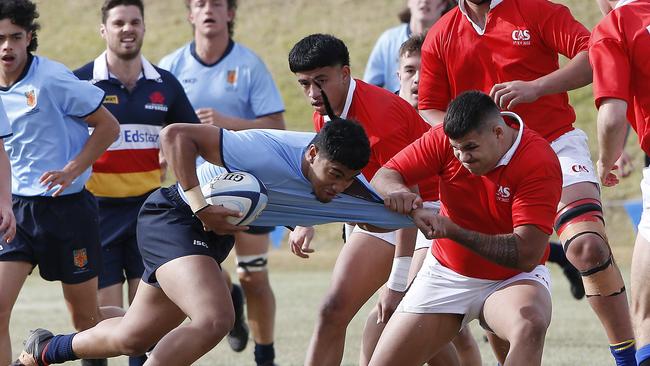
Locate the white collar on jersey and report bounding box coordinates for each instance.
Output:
[616,0,637,8]
[324,78,356,121]
[458,0,504,35]
[495,111,524,167]
[91,51,161,82]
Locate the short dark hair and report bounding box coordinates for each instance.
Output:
[184,0,237,37]
[101,0,144,24]
[288,34,350,73]
[0,0,40,52]
[399,33,425,58]
[311,118,370,171]
[443,91,501,140]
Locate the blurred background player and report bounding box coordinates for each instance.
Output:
[590,0,650,365]
[359,33,482,366]
[416,0,635,364]
[159,1,286,365]
[74,0,199,364]
[363,0,454,93]
[0,1,121,365]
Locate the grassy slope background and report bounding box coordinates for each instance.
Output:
[12,1,643,364]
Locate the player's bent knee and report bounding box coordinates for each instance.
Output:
[236,254,269,275]
[115,334,155,356]
[196,316,235,342]
[318,295,353,325]
[510,315,549,344]
[580,254,625,298]
[70,312,100,331]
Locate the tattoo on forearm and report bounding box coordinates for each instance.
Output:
[457,230,519,268]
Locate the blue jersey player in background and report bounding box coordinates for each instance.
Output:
[15,117,415,366]
[159,1,286,363]
[0,1,121,365]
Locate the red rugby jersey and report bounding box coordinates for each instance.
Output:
[590,0,650,154]
[386,124,562,280]
[313,79,438,200]
[418,0,590,142]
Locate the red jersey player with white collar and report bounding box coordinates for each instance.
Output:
[369,91,562,366]
[417,0,636,364]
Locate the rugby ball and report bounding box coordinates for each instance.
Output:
[202,171,268,226]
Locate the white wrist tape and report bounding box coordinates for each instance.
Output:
[184,185,209,214]
[387,256,412,292]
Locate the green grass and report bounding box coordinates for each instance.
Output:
[12,0,644,364]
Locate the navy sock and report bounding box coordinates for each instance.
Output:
[128,354,147,366]
[44,334,78,364]
[254,342,275,365]
[637,344,650,365]
[609,339,636,366]
[548,242,569,267]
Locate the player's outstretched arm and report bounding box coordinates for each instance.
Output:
[490,51,592,110]
[0,142,15,243]
[40,106,120,197]
[596,98,629,187]
[371,167,423,215]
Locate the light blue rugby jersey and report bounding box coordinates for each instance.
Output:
[364,23,410,93]
[178,129,413,229]
[159,40,284,120]
[0,100,12,139]
[1,55,104,196]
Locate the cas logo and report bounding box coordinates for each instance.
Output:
[496,185,512,202]
[572,164,590,173]
[512,29,531,45]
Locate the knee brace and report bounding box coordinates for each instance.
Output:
[555,199,625,297]
[236,254,268,274]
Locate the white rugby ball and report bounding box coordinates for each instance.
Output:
[201,171,268,226]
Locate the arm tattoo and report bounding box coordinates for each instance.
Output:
[453,230,519,268]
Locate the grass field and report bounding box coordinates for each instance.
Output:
[7,0,645,365]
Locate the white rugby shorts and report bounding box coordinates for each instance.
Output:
[638,167,650,241]
[550,128,599,188]
[397,251,551,329]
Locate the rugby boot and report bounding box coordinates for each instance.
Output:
[17,328,54,366]
[227,284,249,352]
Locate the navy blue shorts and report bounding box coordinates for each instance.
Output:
[96,194,150,289]
[246,225,275,235]
[137,185,235,286]
[0,190,101,284]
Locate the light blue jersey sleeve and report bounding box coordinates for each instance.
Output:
[46,62,104,118]
[248,56,285,117]
[0,100,12,138]
[363,24,409,93]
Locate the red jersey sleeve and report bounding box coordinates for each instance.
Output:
[511,142,562,235]
[418,24,452,112]
[590,26,631,108]
[530,0,590,58]
[385,126,447,187]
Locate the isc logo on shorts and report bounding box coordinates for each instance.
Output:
[511,29,531,46]
[193,239,208,249]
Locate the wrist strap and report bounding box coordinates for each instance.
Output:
[387,256,412,292]
[184,185,209,214]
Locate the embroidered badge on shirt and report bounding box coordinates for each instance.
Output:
[25,90,37,108]
[103,95,119,104]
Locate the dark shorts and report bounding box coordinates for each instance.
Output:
[0,190,101,284]
[96,195,150,289]
[246,225,275,235]
[137,185,235,286]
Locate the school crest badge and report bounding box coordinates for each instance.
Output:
[227,69,237,85]
[25,90,36,108]
[73,248,88,268]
